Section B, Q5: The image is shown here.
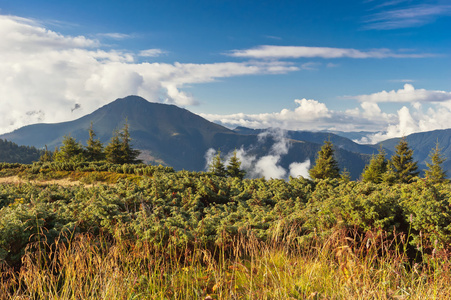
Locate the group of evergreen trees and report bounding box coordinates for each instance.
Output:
[208,150,246,179]
[40,122,141,164]
[208,137,447,183]
[309,137,447,184]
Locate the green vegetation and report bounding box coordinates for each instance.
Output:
[208,150,227,177]
[361,146,387,183]
[43,122,142,165]
[308,140,340,180]
[1,157,451,298]
[1,138,451,298]
[226,149,246,179]
[385,137,419,184]
[85,122,105,161]
[53,135,85,162]
[425,141,448,184]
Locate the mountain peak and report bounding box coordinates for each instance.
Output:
[113,95,149,104]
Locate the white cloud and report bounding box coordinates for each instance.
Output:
[289,160,311,179]
[204,129,311,180]
[97,33,132,40]
[227,45,431,59]
[365,4,451,30]
[349,84,451,103]
[202,85,451,144]
[0,15,99,52]
[0,15,299,134]
[301,62,321,70]
[200,98,336,131]
[139,49,167,57]
[358,103,451,144]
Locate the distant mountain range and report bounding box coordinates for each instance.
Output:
[1,95,450,179]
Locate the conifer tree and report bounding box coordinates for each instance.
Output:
[361,146,387,183]
[53,135,85,162]
[104,122,141,164]
[105,130,123,164]
[120,121,141,164]
[85,122,104,161]
[386,137,419,183]
[227,150,246,179]
[425,141,447,183]
[52,147,59,161]
[340,167,351,182]
[209,150,227,177]
[39,145,53,162]
[309,140,340,180]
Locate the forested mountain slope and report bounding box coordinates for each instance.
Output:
[0,139,43,164]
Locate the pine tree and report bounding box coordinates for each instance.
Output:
[209,150,227,177]
[105,130,123,164]
[361,146,387,183]
[104,122,141,164]
[309,140,340,180]
[85,122,104,161]
[53,135,85,162]
[39,145,53,162]
[386,137,419,183]
[340,168,351,182]
[52,147,59,161]
[120,121,141,164]
[226,150,246,179]
[425,141,447,183]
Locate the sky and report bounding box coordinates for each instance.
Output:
[0,0,450,143]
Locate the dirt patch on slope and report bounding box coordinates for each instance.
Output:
[0,176,93,187]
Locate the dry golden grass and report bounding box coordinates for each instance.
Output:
[1,226,451,300]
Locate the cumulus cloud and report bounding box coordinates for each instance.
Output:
[201,98,377,132]
[289,160,311,179]
[202,84,451,144]
[201,98,333,131]
[349,84,451,103]
[227,45,431,59]
[362,103,451,144]
[0,15,299,134]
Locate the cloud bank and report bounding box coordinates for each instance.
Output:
[202,84,451,144]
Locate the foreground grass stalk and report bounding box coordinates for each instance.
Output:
[2,227,451,299]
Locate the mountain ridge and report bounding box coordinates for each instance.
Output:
[0,96,384,179]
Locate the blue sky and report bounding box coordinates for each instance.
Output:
[0,0,450,142]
